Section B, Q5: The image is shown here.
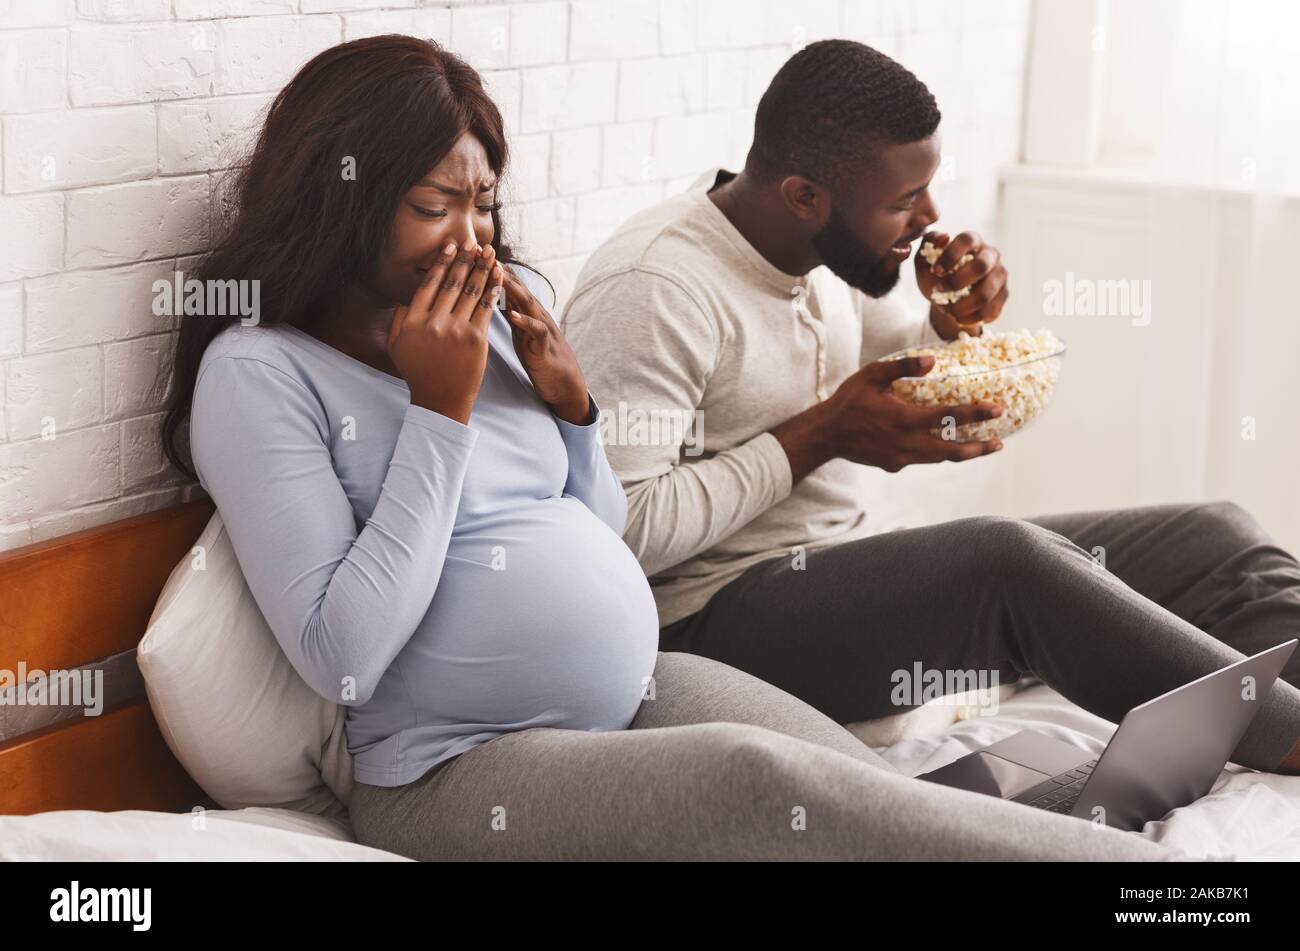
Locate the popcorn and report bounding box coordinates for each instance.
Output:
[930,280,973,306]
[888,327,1066,442]
[921,240,975,306]
[919,243,945,267]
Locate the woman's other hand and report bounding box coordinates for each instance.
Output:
[501,267,592,425]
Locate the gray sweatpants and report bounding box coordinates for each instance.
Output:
[350,649,1194,860]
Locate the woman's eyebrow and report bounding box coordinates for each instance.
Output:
[414,179,498,196]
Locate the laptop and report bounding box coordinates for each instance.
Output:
[916,638,1298,831]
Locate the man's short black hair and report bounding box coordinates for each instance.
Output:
[746,39,941,189]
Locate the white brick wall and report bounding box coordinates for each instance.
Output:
[0,0,1033,550]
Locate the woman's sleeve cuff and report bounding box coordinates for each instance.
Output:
[402,401,480,448]
[553,392,601,433]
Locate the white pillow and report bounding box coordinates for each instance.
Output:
[138,510,353,818]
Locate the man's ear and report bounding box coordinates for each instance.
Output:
[778,175,831,228]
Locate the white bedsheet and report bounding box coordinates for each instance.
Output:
[873,682,1300,860]
[0,805,410,862]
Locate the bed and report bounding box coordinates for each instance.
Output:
[0,499,406,862]
[2,501,1296,860]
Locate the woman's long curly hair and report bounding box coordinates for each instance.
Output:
[160,35,533,479]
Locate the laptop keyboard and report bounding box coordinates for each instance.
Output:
[1025,760,1098,813]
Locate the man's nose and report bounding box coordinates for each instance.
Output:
[913,191,939,232]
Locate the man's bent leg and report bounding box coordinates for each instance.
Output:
[659,514,1300,771]
[1022,500,1300,688]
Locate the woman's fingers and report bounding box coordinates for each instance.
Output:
[452,244,496,322]
[387,303,410,353]
[469,263,504,333]
[391,241,455,348]
[501,266,542,316]
[431,241,480,316]
[503,267,566,338]
[507,307,549,341]
[500,267,531,316]
[408,240,459,321]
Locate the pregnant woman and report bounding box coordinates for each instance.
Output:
[159,36,1185,861]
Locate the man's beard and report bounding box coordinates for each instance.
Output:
[810,206,903,298]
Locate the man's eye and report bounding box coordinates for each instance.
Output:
[477,201,504,214]
[413,205,447,219]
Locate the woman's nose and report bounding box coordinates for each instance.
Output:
[447,216,477,250]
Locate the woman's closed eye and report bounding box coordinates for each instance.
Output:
[412,202,503,218]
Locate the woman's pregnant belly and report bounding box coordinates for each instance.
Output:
[349,497,660,755]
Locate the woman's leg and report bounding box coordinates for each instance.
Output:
[348,654,1198,862]
[660,514,1300,773]
[629,650,901,772]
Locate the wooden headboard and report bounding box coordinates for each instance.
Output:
[0,499,216,816]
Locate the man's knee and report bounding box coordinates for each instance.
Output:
[939,515,1068,578]
[1196,499,1273,547]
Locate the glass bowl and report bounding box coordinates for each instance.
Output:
[879,333,1067,443]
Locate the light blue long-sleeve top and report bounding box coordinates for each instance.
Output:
[189,267,660,786]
